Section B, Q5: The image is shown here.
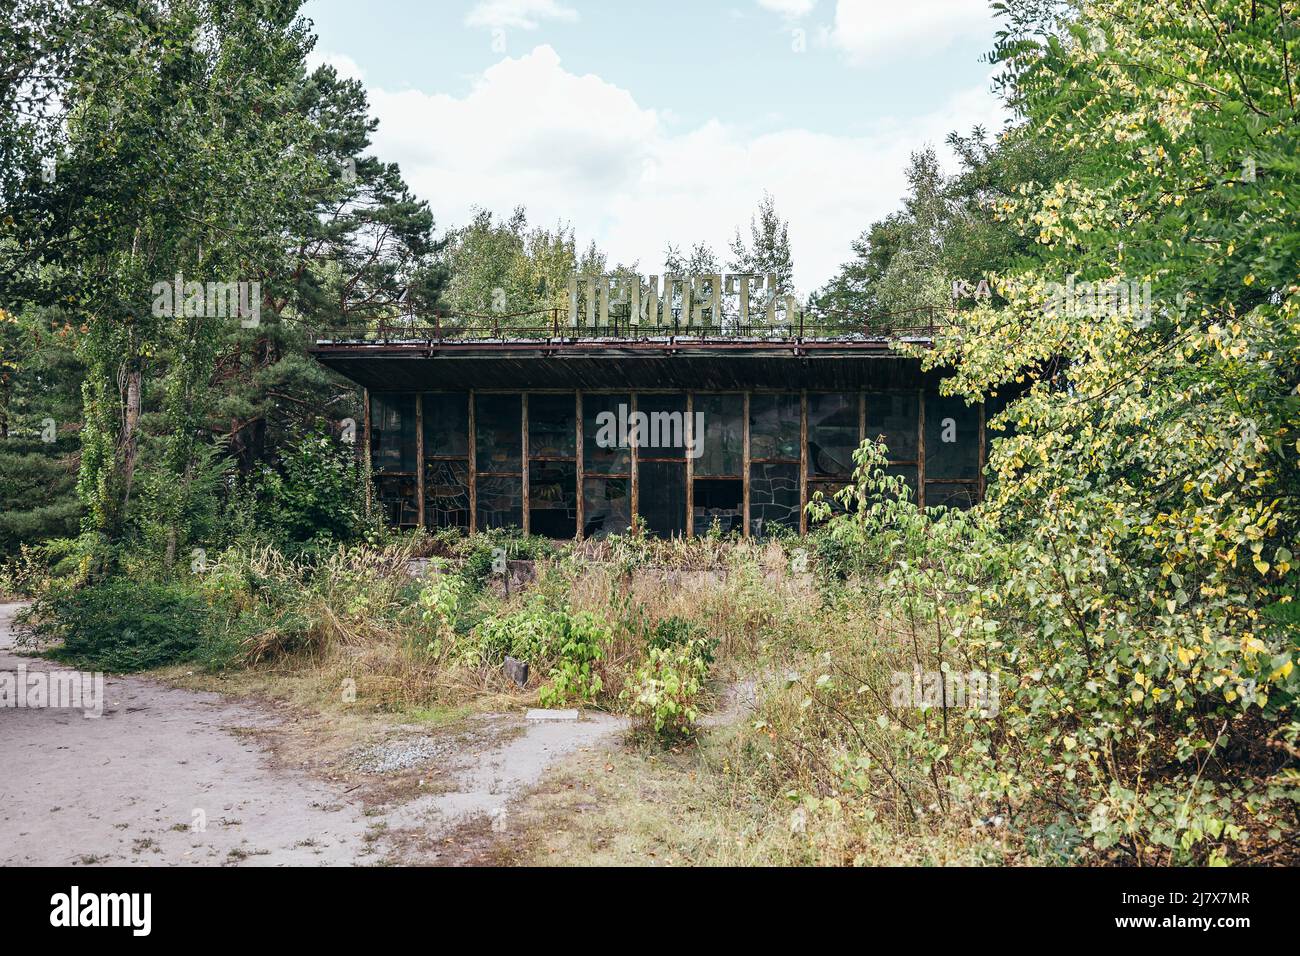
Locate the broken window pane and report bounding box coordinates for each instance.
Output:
[582,477,631,538]
[638,460,686,538]
[475,394,522,473]
[865,393,918,463]
[808,480,851,523]
[425,459,470,531]
[694,394,743,477]
[693,478,743,534]
[477,475,522,529]
[528,394,576,459]
[750,393,800,461]
[925,395,980,479]
[808,392,858,478]
[583,393,631,475]
[423,393,468,458]
[750,461,800,534]
[374,474,419,527]
[529,461,577,538]
[370,394,416,473]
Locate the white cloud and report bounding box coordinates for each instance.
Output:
[828,0,995,64]
[757,0,817,17]
[362,45,1007,294]
[306,50,366,83]
[465,0,579,31]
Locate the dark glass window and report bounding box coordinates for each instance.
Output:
[425,460,469,530]
[583,393,631,475]
[475,394,522,473]
[528,394,576,458]
[925,395,980,479]
[477,475,522,529]
[693,478,743,534]
[582,477,631,539]
[529,461,577,538]
[808,392,858,478]
[635,394,687,459]
[694,394,743,477]
[638,460,686,538]
[865,393,918,462]
[370,394,416,473]
[750,462,800,534]
[749,393,800,461]
[885,465,918,501]
[926,481,979,510]
[984,392,1013,465]
[422,393,468,457]
[374,475,419,528]
[808,480,851,523]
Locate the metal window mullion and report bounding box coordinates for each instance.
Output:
[742,391,751,538]
[468,390,477,533]
[575,391,584,540]
[799,390,808,536]
[415,393,425,529]
[685,393,694,537]
[521,393,530,535]
[630,393,639,533]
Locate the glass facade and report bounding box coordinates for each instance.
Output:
[924,394,980,509]
[370,394,418,527]
[693,393,744,533]
[364,387,982,536]
[423,393,469,530]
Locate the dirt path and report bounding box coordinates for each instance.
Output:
[0,602,623,866]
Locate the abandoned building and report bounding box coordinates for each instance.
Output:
[310,303,995,539]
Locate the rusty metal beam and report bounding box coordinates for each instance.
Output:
[415,393,425,529]
[799,391,808,536]
[468,390,477,533]
[685,393,694,537]
[521,393,530,536]
[630,393,639,534]
[362,388,371,517]
[917,388,926,509]
[742,392,751,538]
[575,392,584,541]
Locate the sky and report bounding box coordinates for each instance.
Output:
[302,0,1011,295]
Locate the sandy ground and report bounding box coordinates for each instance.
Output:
[0,601,623,866]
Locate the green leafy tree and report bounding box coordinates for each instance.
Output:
[727,191,795,295]
[0,306,83,555]
[905,0,1300,863]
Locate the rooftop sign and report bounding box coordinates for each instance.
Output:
[567,272,800,328]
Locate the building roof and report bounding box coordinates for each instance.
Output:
[309,312,945,392]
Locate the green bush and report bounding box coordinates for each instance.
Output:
[472,601,609,703]
[459,529,558,589]
[249,428,365,546]
[623,637,714,739]
[34,577,222,672]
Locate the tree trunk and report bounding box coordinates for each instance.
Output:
[119,365,142,517]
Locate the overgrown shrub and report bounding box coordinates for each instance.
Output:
[458,529,558,588]
[33,577,222,671]
[247,428,365,546]
[623,635,715,739]
[796,438,1299,864]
